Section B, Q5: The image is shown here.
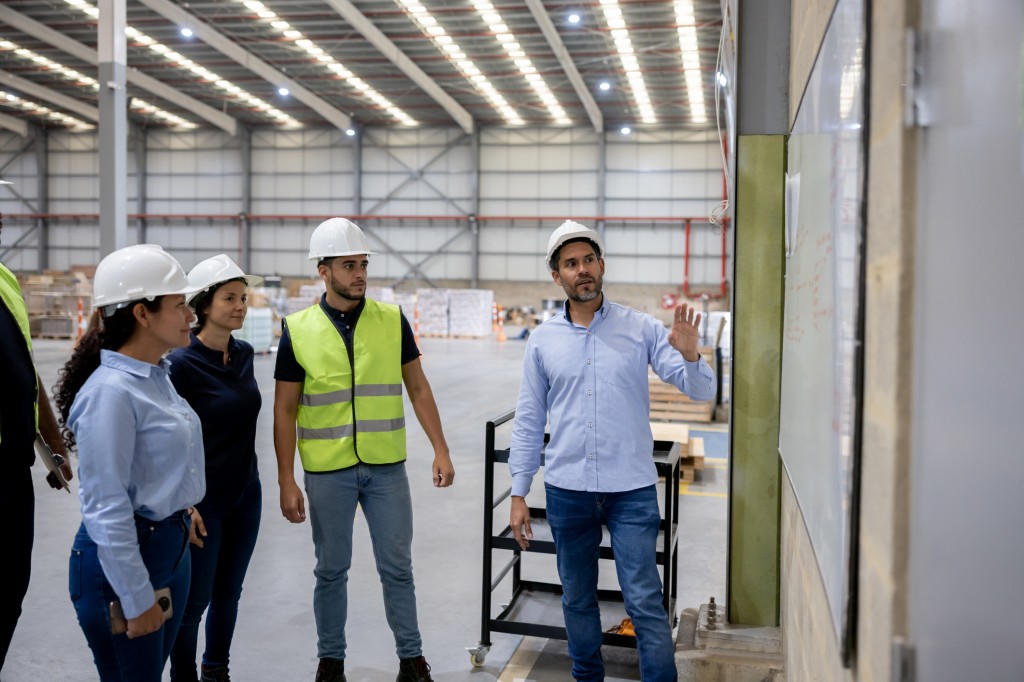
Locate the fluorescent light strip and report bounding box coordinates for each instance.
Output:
[598,0,656,124]
[396,0,523,125]
[674,1,707,124]
[237,0,419,126]
[63,0,300,127]
[0,39,195,128]
[0,89,93,129]
[472,1,571,125]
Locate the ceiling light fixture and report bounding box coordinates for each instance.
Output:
[0,38,195,128]
[620,126,631,135]
[568,14,580,24]
[180,27,193,38]
[674,1,707,124]
[0,89,93,129]
[599,81,611,91]
[598,1,656,124]
[63,0,299,127]
[471,1,571,125]
[239,0,418,127]
[396,0,523,125]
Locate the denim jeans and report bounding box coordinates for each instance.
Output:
[305,461,422,660]
[69,511,192,682]
[544,484,677,682]
[170,478,262,680]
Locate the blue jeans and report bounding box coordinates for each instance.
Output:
[69,512,192,682]
[545,484,677,682]
[305,461,422,660]
[170,478,262,680]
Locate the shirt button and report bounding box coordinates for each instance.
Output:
[588,454,595,459]
[587,390,592,395]
[588,421,593,427]
[587,359,591,365]
[587,331,591,336]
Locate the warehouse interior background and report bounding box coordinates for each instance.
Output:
[2,0,1023,680]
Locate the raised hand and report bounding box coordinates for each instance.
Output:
[668,303,701,362]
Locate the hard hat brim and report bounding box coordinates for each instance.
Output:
[307,250,376,261]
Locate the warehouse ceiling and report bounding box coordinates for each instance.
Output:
[0,0,724,134]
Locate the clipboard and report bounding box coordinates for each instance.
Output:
[35,433,71,493]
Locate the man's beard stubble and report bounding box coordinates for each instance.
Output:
[328,274,365,302]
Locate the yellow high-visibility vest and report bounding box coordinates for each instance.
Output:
[286,299,406,472]
[0,262,38,444]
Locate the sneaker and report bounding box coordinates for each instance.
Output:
[315,657,347,682]
[199,666,231,682]
[396,655,433,682]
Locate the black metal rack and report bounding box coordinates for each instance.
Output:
[467,408,681,667]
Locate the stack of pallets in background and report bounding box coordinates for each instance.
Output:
[391,291,417,319]
[22,270,93,339]
[649,422,706,483]
[648,345,717,423]
[447,289,493,338]
[415,288,449,337]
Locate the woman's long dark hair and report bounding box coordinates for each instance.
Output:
[53,298,162,450]
[190,277,247,332]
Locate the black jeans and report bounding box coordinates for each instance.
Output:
[0,464,34,671]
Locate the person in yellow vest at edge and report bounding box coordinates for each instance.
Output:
[0,177,75,675]
[273,217,455,682]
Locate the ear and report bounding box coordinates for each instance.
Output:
[131,302,151,328]
[550,268,562,286]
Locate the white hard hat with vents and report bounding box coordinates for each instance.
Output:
[187,254,264,304]
[545,220,604,268]
[307,217,375,260]
[93,244,198,315]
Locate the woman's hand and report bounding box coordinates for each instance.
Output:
[126,601,165,639]
[188,507,207,548]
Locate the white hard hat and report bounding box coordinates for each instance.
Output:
[93,244,197,315]
[307,217,375,260]
[545,220,604,268]
[186,254,264,304]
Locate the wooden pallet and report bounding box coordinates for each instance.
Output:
[650,422,704,482]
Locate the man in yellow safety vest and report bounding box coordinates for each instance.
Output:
[0,178,74,674]
[273,217,454,682]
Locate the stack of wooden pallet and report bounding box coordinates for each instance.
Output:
[648,345,716,423]
[650,422,705,483]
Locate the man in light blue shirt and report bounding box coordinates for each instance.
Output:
[509,221,715,682]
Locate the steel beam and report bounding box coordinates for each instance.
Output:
[524,0,604,133]
[35,127,48,269]
[597,132,607,243]
[98,0,128,255]
[133,123,147,243]
[0,4,238,135]
[470,129,480,288]
[139,0,352,132]
[239,126,252,272]
[363,132,469,216]
[0,111,28,137]
[321,0,474,134]
[0,69,99,122]
[352,126,363,215]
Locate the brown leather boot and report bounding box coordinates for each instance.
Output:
[315,657,347,682]
[396,655,433,682]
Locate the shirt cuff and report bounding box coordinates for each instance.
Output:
[122,584,157,620]
[511,475,533,499]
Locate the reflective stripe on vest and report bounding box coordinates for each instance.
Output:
[0,263,38,443]
[286,298,406,472]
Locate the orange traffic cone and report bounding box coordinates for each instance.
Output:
[413,306,420,346]
[496,304,507,342]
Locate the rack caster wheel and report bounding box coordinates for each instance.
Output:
[466,645,489,668]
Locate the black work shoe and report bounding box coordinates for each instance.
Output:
[316,658,347,682]
[199,666,231,682]
[396,655,433,682]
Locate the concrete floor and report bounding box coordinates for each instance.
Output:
[4,334,727,681]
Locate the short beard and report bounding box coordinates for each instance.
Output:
[328,276,364,302]
[564,281,602,303]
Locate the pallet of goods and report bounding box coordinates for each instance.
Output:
[648,346,717,423]
[415,288,449,337]
[447,289,493,338]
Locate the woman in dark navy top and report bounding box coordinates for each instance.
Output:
[167,255,264,682]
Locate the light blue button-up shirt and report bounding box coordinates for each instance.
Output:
[68,350,205,618]
[510,298,716,497]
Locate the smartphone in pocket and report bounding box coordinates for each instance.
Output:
[110,587,173,635]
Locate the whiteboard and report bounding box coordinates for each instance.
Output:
[779,0,866,663]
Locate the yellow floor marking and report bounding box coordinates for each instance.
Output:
[680,482,728,498]
[707,463,728,470]
[499,636,546,681]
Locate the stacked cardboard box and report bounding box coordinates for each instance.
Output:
[447,289,493,338]
[415,288,449,337]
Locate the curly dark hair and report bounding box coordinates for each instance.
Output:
[190,277,247,331]
[52,299,162,451]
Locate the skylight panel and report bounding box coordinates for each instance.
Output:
[236,0,419,126]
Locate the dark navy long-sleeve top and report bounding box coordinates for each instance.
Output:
[168,333,261,514]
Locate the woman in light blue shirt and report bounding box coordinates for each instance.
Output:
[53,245,206,682]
